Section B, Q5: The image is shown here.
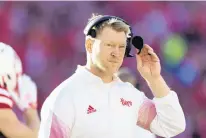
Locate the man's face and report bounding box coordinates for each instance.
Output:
[91,27,127,74]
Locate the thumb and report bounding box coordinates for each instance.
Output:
[136,53,142,70]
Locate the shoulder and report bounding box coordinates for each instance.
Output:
[40,73,83,122]
[41,72,84,111]
[52,71,86,99]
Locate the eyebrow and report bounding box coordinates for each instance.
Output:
[104,41,126,46]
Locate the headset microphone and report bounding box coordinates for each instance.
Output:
[132,36,144,54]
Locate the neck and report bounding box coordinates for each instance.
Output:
[85,63,113,83]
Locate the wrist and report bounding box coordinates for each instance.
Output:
[146,76,170,98]
[146,75,163,85]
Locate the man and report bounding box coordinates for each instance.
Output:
[39,14,185,138]
[0,42,40,138]
[117,67,156,138]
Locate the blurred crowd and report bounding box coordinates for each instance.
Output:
[0,1,206,138]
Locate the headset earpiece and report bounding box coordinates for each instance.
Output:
[88,29,97,38]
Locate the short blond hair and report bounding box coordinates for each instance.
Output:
[87,13,130,37]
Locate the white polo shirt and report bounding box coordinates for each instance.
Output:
[38,65,185,138]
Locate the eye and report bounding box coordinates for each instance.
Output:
[106,43,112,47]
[120,45,126,48]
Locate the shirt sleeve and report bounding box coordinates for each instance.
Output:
[0,88,13,109]
[136,91,186,138]
[38,90,75,138]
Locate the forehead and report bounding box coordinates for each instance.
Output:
[97,27,127,44]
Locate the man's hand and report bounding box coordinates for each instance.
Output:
[10,74,37,111]
[136,44,170,98]
[136,44,161,82]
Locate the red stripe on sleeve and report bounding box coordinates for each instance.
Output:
[137,99,157,131]
[49,113,70,138]
[0,95,13,108]
[0,94,12,99]
[0,103,11,109]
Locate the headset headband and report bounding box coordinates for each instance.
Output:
[84,15,132,37]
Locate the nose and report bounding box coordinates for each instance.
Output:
[111,47,120,57]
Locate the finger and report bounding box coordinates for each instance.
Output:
[144,44,154,52]
[148,50,160,62]
[139,44,153,56]
[136,54,142,69]
[142,55,151,62]
[136,49,140,54]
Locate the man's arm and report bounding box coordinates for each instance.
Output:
[0,88,39,138]
[0,109,39,138]
[38,108,71,138]
[0,75,40,138]
[38,87,74,138]
[136,79,185,137]
[135,44,186,137]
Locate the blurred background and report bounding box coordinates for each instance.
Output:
[0,1,206,138]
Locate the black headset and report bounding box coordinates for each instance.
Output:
[83,15,143,57]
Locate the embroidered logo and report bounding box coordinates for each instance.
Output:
[120,98,132,107]
[87,105,97,114]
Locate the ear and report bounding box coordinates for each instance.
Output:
[85,38,94,54]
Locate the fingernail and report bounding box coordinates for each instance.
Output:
[137,49,141,54]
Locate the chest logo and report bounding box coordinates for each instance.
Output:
[87,105,97,114]
[120,98,132,107]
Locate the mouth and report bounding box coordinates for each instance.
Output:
[109,60,119,63]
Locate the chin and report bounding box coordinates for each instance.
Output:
[110,68,119,75]
[104,65,119,75]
